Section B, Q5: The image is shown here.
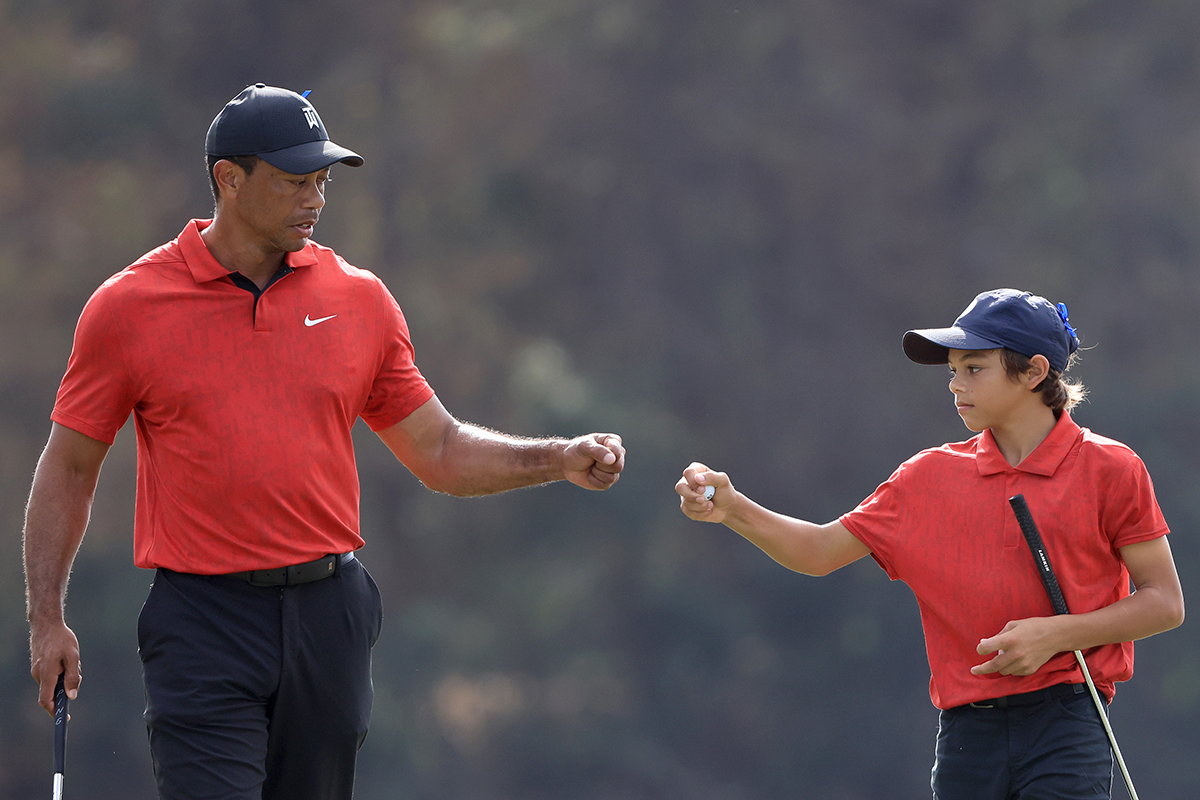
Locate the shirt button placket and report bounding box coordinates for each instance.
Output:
[254,293,270,333]
[1003,474,1021,549]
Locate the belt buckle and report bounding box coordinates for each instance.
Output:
[969,694,1011,709]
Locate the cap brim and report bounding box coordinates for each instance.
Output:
[257,139,364,174]
[903,327,1006,365]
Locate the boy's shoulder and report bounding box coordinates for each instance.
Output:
[886,435,987,485]
[899,420,1145,476]
[1072,424,1145,466]
[907,433,987,463]
[1074,424,1135,450]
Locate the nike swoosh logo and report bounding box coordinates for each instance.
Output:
[304,314,337,327]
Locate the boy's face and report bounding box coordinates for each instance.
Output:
[947,349,1035,432]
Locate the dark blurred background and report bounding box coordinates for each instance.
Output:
[3,1,1198,798]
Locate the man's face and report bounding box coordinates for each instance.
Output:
[228,161,330,253]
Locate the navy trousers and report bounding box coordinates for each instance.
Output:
[137,558,383,800]
[931,684,1114,800]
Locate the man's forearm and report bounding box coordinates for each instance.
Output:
[428,423,569,496]
[377,397,623,495]
[24,467,94,625]
[24,426,108,625]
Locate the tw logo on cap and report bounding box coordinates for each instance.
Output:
[303,107,320,130]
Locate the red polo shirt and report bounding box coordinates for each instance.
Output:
[840,412,1169,709]
[52,219,435,574]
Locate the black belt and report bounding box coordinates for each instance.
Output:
[967,682,1085,709]
[225,552,355,587]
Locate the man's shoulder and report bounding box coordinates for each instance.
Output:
[307,241,377,277]
[89,239,188,301]
[133,236,187,267]
[304,241,392,291]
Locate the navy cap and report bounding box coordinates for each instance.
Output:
[205,84,363,174]
[903,289,1080,372]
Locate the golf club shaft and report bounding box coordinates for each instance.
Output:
[1070,649,1137,799]
[1008,494,1138,800]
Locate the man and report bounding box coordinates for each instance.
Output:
[24,84,625,800]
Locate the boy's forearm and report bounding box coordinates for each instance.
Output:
[1052,585,1185,654]
[975,540,1184,678]
[678,462,867,575]
[721,495,843,577]
[1055,535,1186,653]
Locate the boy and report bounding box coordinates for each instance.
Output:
[676,288,1183,798]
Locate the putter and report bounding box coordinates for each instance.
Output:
[53,672,68,800]
[1009,494,1138,800]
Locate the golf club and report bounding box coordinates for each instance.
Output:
[1008,494,1138,800]
[53,672,68,800]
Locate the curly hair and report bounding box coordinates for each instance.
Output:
[1000,349,1087,412]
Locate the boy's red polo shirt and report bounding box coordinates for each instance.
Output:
[841,412,1169,709]
[52,220,435,574]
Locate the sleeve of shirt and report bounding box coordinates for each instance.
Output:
[839,461,909,580]
[1105,451,1170,548]
[359,276,436,431]
[50,279,138,445]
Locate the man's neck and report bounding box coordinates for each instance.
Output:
[200,216,287,290]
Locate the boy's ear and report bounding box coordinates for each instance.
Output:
[1024,354,1051,388]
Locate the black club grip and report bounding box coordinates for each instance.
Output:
[1009,494,1071,616]
[54,672,68,775]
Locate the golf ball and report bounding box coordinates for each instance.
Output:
[703,485,715,502]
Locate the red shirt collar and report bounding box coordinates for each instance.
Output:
[179,219,319,284]
[975,411,1082,477]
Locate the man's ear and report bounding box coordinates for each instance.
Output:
[1024,354,1051,388]
[212,159,245,201]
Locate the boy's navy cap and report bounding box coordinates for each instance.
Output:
[205,84,364,174]
[903,288,1080,372]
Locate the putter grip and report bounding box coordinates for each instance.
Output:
[54,672,68,775]
[1008,494,1071,616]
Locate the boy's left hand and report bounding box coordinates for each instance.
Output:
[970,617,1063,676]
